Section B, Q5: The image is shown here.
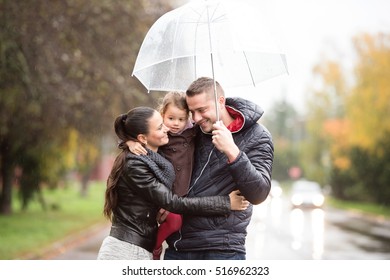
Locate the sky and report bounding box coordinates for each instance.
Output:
[177,0,390,114]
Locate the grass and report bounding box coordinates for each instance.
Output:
[0,181,106,260]
[326,197,390,219]
[279,180,390,218]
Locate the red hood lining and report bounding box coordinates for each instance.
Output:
[226,106,245,133]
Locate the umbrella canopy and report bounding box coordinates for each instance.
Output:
[132,0,288,92]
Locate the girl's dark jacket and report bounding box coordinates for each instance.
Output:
[166,97,274,254]
[159,126,197,197]
[109,149,231,253]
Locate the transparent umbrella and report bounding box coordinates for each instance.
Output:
[132,0,288,118]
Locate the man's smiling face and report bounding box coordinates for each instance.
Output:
[186,91,218,133]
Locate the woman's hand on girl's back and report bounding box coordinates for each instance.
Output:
[126,140,147,155]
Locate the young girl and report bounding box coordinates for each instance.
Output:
[128,92,197,260]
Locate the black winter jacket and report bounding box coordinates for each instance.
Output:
[109,150,231,253]
[166,97,274,254]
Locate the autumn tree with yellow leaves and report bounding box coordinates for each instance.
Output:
[304,33,390,205]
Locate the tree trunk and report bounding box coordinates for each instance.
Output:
[0,142,13,215]
[80,172,90,198]
[37,187,47,211]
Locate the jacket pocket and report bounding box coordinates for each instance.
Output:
[210,215,229,229]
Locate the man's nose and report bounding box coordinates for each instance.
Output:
[192,112,201,123]
[163,124,170,132]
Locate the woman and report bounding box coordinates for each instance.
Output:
[97,106,248,260]
[128,92,197,259]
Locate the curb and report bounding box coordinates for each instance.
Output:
[19,222,110,260]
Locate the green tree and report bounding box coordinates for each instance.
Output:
[263,98,302,181]
[303,60,348,187]
[344,33,390,204]
[0,0,173,214]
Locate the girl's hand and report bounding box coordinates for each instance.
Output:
[126,140,147,155]
[229,190,249,210]
[156,208,170,224]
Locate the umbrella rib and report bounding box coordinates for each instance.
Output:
[193,5,208,81]
[193,9,203,81]
[170,5,188,88]
[133,56,194,72]
[281,53,289,75]
[209,2,219,23]
[243,51,256,87]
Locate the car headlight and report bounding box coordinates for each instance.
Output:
[312,194,324,206]
[291,194,303,206]
[271,186,283,197]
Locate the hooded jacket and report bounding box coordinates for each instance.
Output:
[166,97,274,254]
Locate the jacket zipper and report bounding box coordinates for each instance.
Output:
[187,147,214,195]
[173,229,182,251]
[172,148,214,250]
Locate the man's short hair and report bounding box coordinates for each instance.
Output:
[186,77,224,98]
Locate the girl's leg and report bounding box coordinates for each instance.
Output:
[153,212,182,260]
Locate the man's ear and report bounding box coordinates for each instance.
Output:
[218,96,226,111]
[137,134,147,146]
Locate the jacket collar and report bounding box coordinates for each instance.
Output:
[226,106,245,133]
[199,97,263,135]
[225,97,264,131]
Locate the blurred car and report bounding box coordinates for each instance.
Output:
[269,180,283,198]
[290,180,325,208]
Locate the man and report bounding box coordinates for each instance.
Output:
[164,77,274,260]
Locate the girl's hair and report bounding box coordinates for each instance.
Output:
[157,91,189,118]
[103,106,156,220]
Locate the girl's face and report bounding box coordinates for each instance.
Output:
[144,111,169,152]
[162,104,189,134]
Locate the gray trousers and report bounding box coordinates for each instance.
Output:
[97,236,152,260]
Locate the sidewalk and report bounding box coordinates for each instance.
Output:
[27,222,110,260]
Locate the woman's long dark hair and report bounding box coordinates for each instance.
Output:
[103,107,155,220]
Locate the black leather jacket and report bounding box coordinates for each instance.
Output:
[109,152,231,252]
